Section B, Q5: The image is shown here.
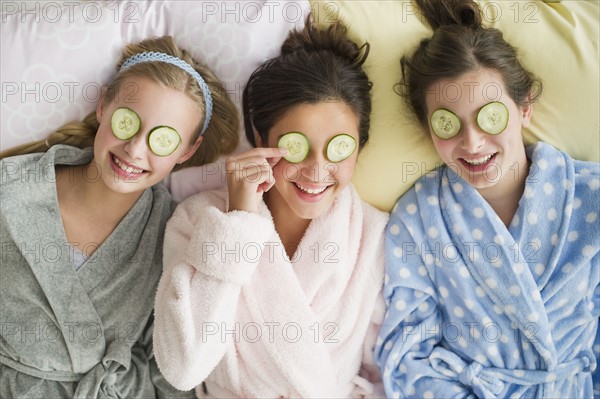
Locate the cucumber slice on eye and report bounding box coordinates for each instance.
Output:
[326,134,357,163]
[148,126,181,156]
[278,132,310,163]
[477,101,509,135]
[430,108,461,140]
[111,107,141,140]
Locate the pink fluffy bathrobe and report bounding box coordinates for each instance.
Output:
[153,185,388,398]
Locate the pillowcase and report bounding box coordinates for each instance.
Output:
[1,0,310,201]
[312,0,599,211]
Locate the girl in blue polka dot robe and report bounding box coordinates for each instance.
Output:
[375,0,600,398]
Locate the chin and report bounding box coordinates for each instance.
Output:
[104,177,147,194]
[292,204,328,221]
[466,176,502,191]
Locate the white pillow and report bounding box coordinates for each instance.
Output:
[1,0,310,201]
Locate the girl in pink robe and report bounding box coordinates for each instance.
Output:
[153,21,388,398]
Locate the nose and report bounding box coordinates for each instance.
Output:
[299,148,337,183]
[460,125,486,153]
[123,131,147,159]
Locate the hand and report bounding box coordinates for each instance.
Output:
[225,147,287,213]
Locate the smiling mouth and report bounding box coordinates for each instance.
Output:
[112,154,145,174]
[294,182,329,195]
[462,153,497,166]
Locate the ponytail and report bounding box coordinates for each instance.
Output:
[414,0,481,30]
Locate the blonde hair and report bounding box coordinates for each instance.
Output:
[0,36,239,170]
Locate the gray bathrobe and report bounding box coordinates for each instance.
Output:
[0,145,193,398]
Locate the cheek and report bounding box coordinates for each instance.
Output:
[273,162,298,183]
[431,138,454,161]
[150,157,178,174]
[329,158,356,186]
[94,125,119,149]
[508,120,524,144]
[493,123,521,151]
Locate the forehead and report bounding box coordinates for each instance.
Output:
[269,101,360,142]
[111,76,188,106]
[425,68,509,108]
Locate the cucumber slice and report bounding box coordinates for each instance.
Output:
[111,107,141,140]
[278,132,310,163]
[430,108,461,140]
[477,101,509,135]
[326,134,357,163]
[148,126,181,156]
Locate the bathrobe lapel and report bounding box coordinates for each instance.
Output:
[3,147,105,372]
[74,188,151,292]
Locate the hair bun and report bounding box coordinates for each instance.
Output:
[281,21,369,65]
[415,0,482,30]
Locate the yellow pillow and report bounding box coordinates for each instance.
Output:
[311,0,599,211]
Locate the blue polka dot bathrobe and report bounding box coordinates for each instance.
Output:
[376,142,600,399]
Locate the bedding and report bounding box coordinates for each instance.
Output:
[1,0,598,209]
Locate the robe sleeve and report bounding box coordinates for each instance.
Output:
[593,319,600,399]
[592,278,600,399]
[153,192,274,391]
[351,201,388,398]
[138,316,195,398]
[354,292,386,398]
[375,198,474,399]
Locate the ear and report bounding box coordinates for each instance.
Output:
[177,135,203,164]
[520,96,533,128]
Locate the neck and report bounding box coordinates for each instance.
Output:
[58,163,143,220]
[478,158,530,227]
[264,191,311,259]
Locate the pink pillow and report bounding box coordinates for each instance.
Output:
[1,0,310,201]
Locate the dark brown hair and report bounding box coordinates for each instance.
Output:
[401,0,543,127]
[1,36,239,169]
[243,20,372,149]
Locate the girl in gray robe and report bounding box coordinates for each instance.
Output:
[0,36,239,398]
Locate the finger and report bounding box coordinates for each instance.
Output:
[233,162,273,189]
[265,156,284,168]
[227,147,287,163]
[226,156,270,174]
[257,168,275,192]
[258,179,276,193]
[230,165,273,187]
[226,152,284,173]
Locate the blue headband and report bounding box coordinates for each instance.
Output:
[119,52,213,136]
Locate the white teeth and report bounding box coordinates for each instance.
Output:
[295,183,327,195]
[113,156,143,174]
[464,154,493,166]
